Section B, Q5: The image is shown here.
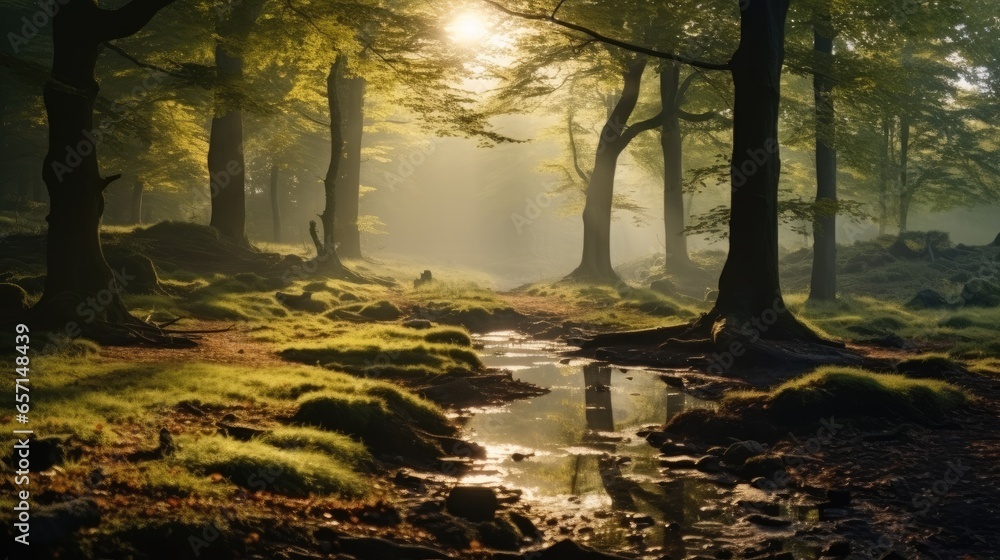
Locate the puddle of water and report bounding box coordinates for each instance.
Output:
[462,331,819,557]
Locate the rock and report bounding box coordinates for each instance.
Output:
[216,421,269,441]
[414,270,434,288]
[660,457,697,469]
[158,427,178,456]
[659,374,685,388]
[531,538,629,559]
[478,517,522,551]
[659,440,696,455]
[740,454,785,478]
[960,278,1000,307]
[821,540,851,557]
[34,498,101,545]
[745,513,791,528]
[446,486,498,522]
[879,553,908,560]
[0,282,28,315]
[950,271,971,283]
[508,511,541,540]
[906,289,953,309]
[825,489,852,508]
[695,455,723,473]
[722,440,766,467]
[403,319,434,329]
[650,278,677,296]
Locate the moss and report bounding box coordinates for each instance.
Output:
[423,328,473,347]
[726,367,968,424]
[259,427,372,468]
[175,435,366,497]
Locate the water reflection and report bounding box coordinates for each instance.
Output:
[466,332,735,552]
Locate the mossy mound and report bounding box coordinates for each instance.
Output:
[727,367,968,425]
[291,389,454,462]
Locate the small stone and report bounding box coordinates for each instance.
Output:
[445,486,498,522]
[722,440,766,467]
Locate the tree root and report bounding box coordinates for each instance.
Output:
[30,296,197,348]
[575,309,874,379]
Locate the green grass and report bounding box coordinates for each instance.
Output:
[515,281,698,330]
[726,366,969,423]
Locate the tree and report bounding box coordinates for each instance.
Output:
[207,0,268,242]
[804,0,837,301]
[33,0,188,343]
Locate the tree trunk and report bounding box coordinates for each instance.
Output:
[660,63,691,272]
[808,1,837,302]
[270,164,281,242]
[334,67,365,260]
[898,114,910,234]
[991,232,1000,246]
[34,0,176,331]
[566,59,648,283]
[207,43,246,243]
[318,57,346,269]
[712,0,803,336]
[877,117,890,236]
[130,180,143,224]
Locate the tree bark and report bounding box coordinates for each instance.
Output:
[712,0,803,336]
[34,0,175,329]
[334,66,365,260]
[898,114,910,234]
[130,180,143,224]
[318,56,346,269]
[877,117,890,236]
[660,63,691,272]
[207,43,246,242]
[566,59,649,283]
[808,1,837,302]
[270,164,281,242]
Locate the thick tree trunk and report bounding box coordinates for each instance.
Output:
[31,167,46,202]
[334,69,365,260]
[34,0,177,336]
[567,59,648,283]
[208,44,246,242]
[991,232,1000,246]
[130,180,143,224]
[808,2,837,302]
[270,164,281,242]
[712,0,809,340]
[660,64,691,272]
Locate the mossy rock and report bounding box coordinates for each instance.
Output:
[0,282,28,315]
[105,249,161,294]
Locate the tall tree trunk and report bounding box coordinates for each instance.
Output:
[898,114,910,234]
[334,67,365,260]
[130,180,143,224]
[660,63,691,272]
[34,0,175,328]
[712,0,806,338]
[208,44,246,242]
[269,164,281,242]
[567,59,648,283]
[877,117,890,236]
[808,1,837,302]
[317,57,346,270]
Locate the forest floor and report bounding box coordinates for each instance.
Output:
[0,220,998,559]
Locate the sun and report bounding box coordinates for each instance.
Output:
[447,12,489,44]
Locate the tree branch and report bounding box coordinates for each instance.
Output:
[678,109,716,122]
[619,111,664,146]
[103,42,191,80]
[96,0,178,42]
[481,0,731,71]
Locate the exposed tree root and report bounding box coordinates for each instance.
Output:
[30,296,197,348]
[574,309,872,378]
